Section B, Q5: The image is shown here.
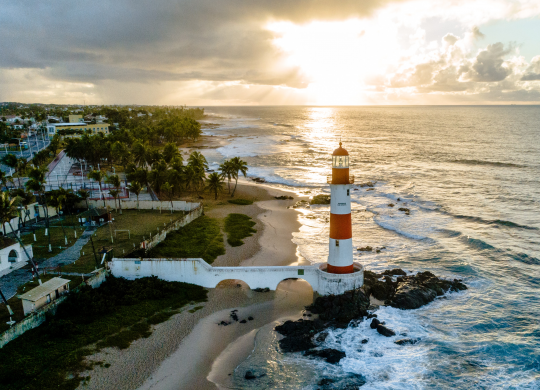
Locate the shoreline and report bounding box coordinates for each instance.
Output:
[79,181,312,390]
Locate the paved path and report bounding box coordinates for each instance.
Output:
[0,229,93,299]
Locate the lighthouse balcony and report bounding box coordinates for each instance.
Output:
[327,175,355,184]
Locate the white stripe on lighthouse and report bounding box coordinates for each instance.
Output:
[328,238,354,267]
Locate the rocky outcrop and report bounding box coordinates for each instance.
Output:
[363,269,467,310]
[307,289,371,325]
[304,348,346,364]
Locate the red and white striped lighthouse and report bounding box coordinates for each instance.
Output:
[327,142,354,274]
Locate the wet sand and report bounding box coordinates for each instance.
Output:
[79,182,312,390]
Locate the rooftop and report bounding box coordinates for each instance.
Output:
[18,277,70,302]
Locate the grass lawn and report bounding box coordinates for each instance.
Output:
[61,210,186,274]
[21,218,86,260]
[224,213,256,247]
[146,215,225,264]
[0,276,207,390]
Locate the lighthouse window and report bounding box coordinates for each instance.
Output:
[347,189,350,196]
[335,240,340,247]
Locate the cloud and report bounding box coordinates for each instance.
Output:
[521,56,540,81]
[464,42,512,82]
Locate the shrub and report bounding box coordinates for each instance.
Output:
[227,199,253,205]
[224,213,256,247]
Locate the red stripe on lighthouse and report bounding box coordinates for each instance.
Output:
[329,213,352,239]
[327,264,354,274]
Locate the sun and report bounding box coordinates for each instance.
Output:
[267,18,401,105]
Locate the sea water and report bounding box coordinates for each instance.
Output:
[200,106,540,389]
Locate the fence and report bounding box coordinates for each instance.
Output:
[0,268,110,348]
[78,199,200,212]
[141,204,204,251]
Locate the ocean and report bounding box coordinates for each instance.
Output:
[200,106,540,389]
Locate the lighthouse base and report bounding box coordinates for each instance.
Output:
[326,264,355,274]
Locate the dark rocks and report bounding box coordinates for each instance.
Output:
[218,321,230,326]
[244,371,256,380]
[248,316,254,321]
[357,246,373,252]
[317,374,367,389]
[230,311,239,322]
[376,325,396,337]
[315,331,328,343]
[253,287,270,292]
[275,195,294,200]
[394,338,419,345]
[398,207,410,215]
[388,203,395,207]
[382,268,407,276]
[388,271,467,310]
[310,194,331,205]
[307,289,370,324]
[304,348,346,364]
[359,181,375,187]
[370,318,381,329]
[363,270,467,310]
[361,339,369,344]
[239,319,247,323]
[251,177,266,183]
[275,319,324,352]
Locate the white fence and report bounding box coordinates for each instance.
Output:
[77,199,200,212]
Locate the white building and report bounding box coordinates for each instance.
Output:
[0,241,33,276]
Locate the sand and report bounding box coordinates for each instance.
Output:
[79,182,313,390]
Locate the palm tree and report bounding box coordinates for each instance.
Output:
[132,142,147,167]
[106,174,122,214]
[127,181,143,210]
[219,160,234,194]
[188,151,208,171]
[25,167,51,252]
[1,154,18,187]
[88,170,106,207]
[10,188,35,228]
[206,172,224,200]
[230,157,248,197]
[77,188,91,210]
[160,182,174,213]
[0,170,13,190]
[16,158,29,185]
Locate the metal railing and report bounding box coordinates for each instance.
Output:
[326,175,355,184]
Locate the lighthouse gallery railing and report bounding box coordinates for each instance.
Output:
[327,175,355,184]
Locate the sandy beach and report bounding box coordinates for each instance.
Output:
[79,181,313,390]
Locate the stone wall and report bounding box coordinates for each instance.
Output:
[0,268,110,349]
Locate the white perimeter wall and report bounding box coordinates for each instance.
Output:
[78,200,200,212]
[110,258,364,296]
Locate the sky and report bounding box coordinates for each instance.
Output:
[1,0,540,105]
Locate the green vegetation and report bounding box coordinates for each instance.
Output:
[227,198,253,205]
[224,213,256,247]
[146,215,224,264]
[21,221,85,259]
[0,276,207,390]
[62,210,185,274]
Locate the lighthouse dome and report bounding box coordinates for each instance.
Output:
[332,141,349,156]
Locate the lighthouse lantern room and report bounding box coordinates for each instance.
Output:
[327,142,355,274]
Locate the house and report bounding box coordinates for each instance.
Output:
[46,121,110,138]
[19,277,70,315]
[0,241,33,275]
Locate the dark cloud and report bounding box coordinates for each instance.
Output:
[465,42,512,82]
[0,0,401,89]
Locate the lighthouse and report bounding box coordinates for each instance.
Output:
[327,142,354,274]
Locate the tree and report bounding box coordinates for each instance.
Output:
[132,141,147,167]
[10,188,35,228]
[0,170,13,191]
[219,160,234,194]
[127,181,143,210]
[163,143,179,164]
[160,182,174,213]
[77,188,91,210]
[105,174,122,214]
[25,167,52,251]
[206,172,224,200]
[49,134,61,156]
[88,170,106,207]
[229,157,248,197]
[1,154,18,187]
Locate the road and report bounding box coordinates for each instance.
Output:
[0,133,51,173]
